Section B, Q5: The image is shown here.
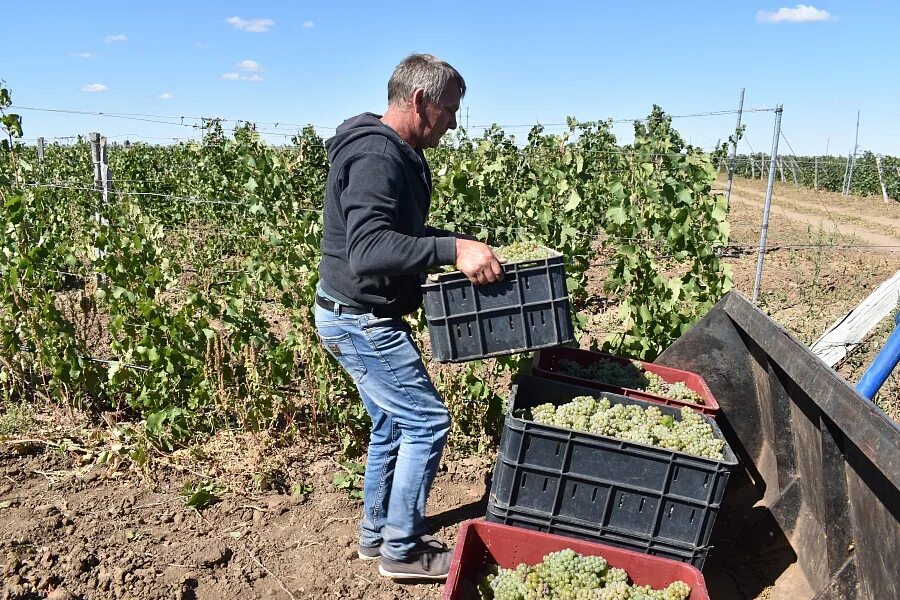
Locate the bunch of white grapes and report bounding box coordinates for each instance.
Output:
[493,241,557,262]
[529,396,725,460]
[477,548,691,600]
[556,359,705,405]
[438,241,555,275]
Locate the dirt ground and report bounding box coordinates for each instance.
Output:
[0,434,494,600]
[2,177,899,600]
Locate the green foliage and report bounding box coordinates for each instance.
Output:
[182,480,222,509]
[732,150,900,200]
[1,84,732,454]
[600,106,732,359]
[0,81,24,185]
[0,401,35,436]
[333,460,365,499]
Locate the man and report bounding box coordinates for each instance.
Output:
[313,53,503,580]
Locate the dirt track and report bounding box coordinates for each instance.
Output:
[728,180,900,253]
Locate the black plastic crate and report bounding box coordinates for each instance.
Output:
[422,255,573,363]
[484,505,712,570]
[487,375,738,558]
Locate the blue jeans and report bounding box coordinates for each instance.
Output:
[313,303,451,560]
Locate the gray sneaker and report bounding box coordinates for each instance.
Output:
[357,543,381,560]
[378,537,452,580]
[359,535,444,561]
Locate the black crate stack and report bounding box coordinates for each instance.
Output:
[484,376,736,569]
[422,252,736,569]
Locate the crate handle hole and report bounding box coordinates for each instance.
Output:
[488,320,493,334]
[690,509,695,524]
[639,498,645,513]
[591,488,598,503]
[668,505,675,518]
[466,322,473,337]
[455,324,462,339]
[540,310,545,325]
[554,442,560,456]
[521,473,527,488]
[509,315,515,330]
[703,473,710,488]
[618,494,625,508]
[524,279,530,290]
[529,313,534,327]
[542,478,549,492]
[571,484,577,498]
[461,288,467,300]
[673,466,679,481]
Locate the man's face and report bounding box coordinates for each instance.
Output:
[420,86,461,148]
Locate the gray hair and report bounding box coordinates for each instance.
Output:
[387,53,466,105]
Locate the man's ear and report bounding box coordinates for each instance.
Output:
[412,88,427,115]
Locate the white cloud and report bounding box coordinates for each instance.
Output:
[222,72,264,82]
[105,33,127,42]
[159,92,174,100]
[195,42,205,48]
[236,59,262,72]
[226,16,274,33]
[82,83,108,92]
[73,52,94,59]
[757,4,834,23]
[303,21,314,28]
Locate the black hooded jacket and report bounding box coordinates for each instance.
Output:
[317,113,457,316]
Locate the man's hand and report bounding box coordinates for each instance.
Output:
[455,239,505,285]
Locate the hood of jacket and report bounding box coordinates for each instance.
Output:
[325,112,427,171]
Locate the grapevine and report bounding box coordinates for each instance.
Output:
[477,548,691,600]
[556,359,704,404]
[528,396,725,460]
[1,86,733,452]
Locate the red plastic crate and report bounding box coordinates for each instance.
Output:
[532,346,720,416]
[444,519,709,600]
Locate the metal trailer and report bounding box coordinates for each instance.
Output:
[657,291,899,599]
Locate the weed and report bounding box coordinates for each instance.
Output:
[0,401,35,436]
[333,460,364,499]
[182,480,222,509]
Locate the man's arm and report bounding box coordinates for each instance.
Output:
[342,152,503,283]
[343,153,457,277]
[424,225,478,242]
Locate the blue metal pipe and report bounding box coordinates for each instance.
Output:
[857,312,900,400]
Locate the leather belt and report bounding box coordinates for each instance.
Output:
[316,294,389,317]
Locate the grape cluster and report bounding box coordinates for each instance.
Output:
[528,396,725,460]
[436,241,556,276]
[556,359,705,405]
[477,548,691,600]
[494,241,557,262]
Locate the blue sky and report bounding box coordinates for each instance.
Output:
[3,2,898,156]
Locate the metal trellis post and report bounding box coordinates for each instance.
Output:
[845,110,860,196]
[752,104,783,304]
[99,135,110,206]
[876,155,889,203]
[89,132,101,190]
[814,156,818,192]
[842,152,852,195]
[725,88,745,211]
